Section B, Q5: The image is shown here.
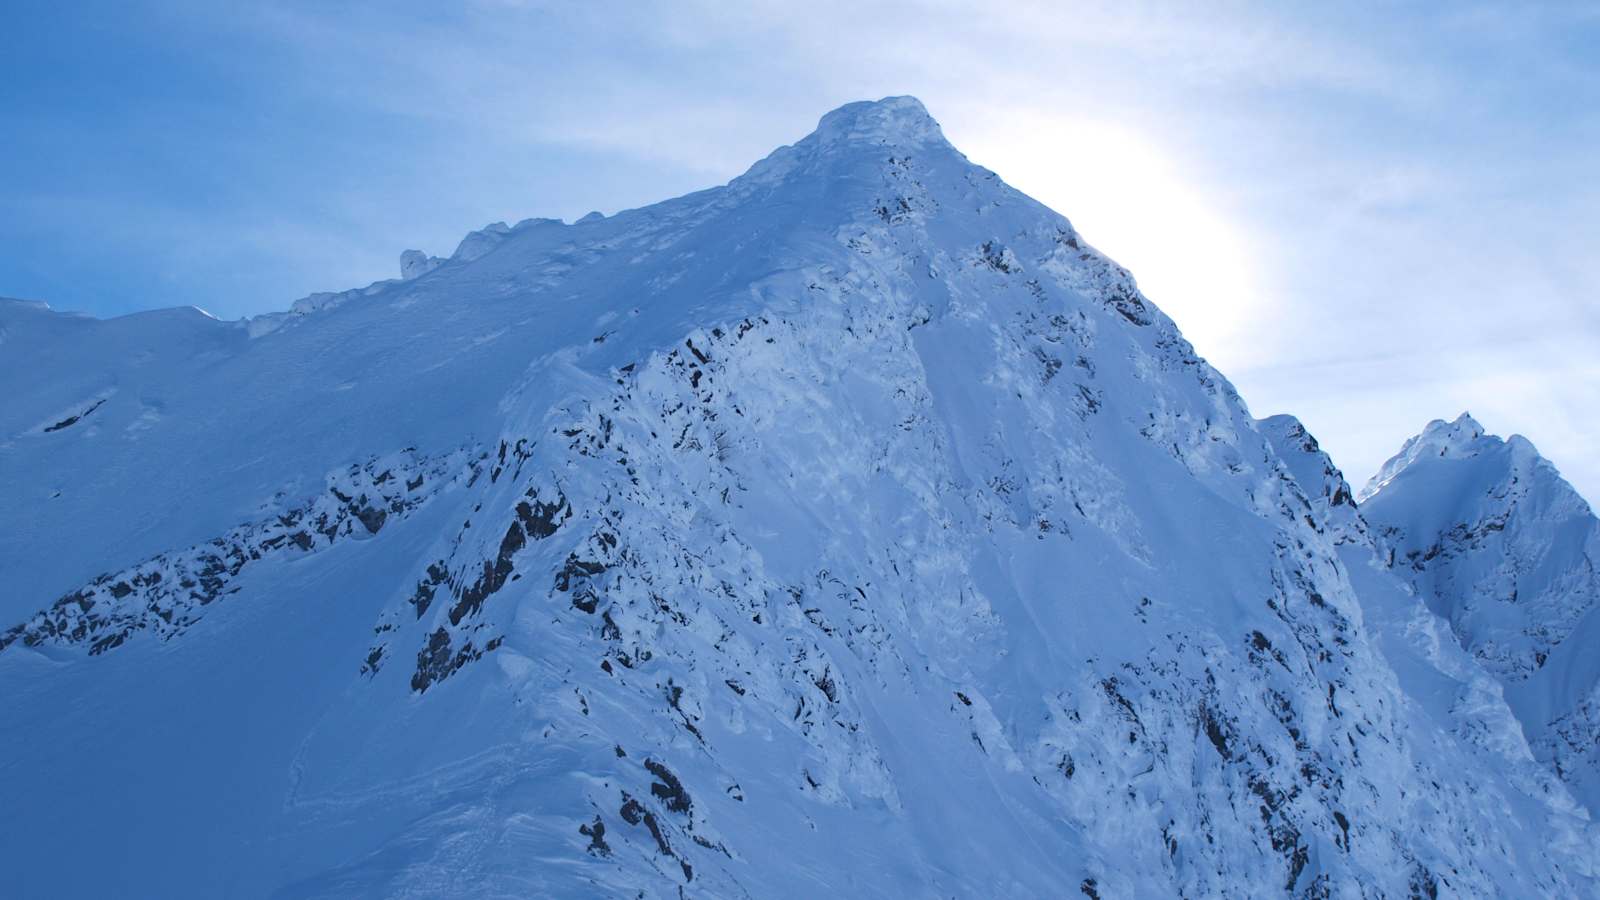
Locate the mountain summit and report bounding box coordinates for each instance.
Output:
[810,95,948,146]
[1363,414,1600,813]
[1360,411,1488,501]
[3,98,1595,898]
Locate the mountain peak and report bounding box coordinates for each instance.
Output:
[1444,410,1484,437]
[727,95,960,201]
[1361,411,1600,811]
[8,99,1598,898]
[810,95,945,148]
[1361,411,1493,500]
[1420,410,1486,447]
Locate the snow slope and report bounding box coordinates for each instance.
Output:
[1362,413,1600,815]
[3,98,1595,898]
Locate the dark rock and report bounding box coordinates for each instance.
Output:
[646,760,692,815]
[578,816,611,857]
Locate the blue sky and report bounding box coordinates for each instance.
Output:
[4,1,1598,499]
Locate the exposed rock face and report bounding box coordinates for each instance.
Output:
[1,448,478,657]
[1,99,1595,898]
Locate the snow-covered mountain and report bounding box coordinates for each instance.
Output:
[1361,413,1600,815]
[2,97,1595,898]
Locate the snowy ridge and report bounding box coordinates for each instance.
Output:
[1,447,481,657]
[2,98,1596,898]
[1258,415,1364,544]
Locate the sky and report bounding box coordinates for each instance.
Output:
[3,0,1598,500]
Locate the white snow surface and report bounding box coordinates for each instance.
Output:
[2,97,1596,898]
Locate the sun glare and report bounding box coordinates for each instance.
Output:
[958,117,1263,365]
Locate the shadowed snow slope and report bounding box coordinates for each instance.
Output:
[2,98,1595,898]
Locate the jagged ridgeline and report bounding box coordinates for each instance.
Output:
[1,98,1595,898]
